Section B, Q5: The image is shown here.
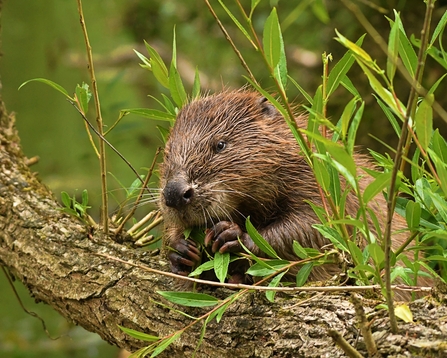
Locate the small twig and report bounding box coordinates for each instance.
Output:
[1,266,61,340]
[115,147,161,235]
[341,0,436,335]
[77,0,108,234]
[383,0,435,334]
[203,0,259,86]
[131,216,163,240]
[95,252,432,294]
[24,156,40,166]
[126,211,159,236]
[351,294,377,357]
[68,100,150,192]
[329,330,364,358]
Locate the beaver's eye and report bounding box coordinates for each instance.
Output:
[215,140,227,153]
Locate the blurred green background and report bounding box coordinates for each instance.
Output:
[1,0,446,356]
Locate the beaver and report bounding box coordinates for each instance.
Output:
[158,89,418,290]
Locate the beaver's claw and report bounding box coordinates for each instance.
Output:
[168,238,201,276]
[204,221,251,254]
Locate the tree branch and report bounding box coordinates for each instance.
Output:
[1,100,446,357]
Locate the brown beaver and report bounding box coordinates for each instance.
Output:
[159,89,419,289]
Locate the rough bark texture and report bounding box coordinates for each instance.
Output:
[1,95,447,357]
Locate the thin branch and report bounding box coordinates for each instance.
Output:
[114,147,161,235]
[68,100,150,192]
[96,253,431,294]
[77,0,109,233]
[203,0,258,86]
[341,0,436,334]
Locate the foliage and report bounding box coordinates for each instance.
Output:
[118,0,447,354]
[17,0,447,355]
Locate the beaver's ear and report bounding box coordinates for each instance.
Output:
[258,96,277,117]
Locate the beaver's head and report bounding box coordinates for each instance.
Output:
[159,90,309,228]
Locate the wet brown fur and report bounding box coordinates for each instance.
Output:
[159,90,423,291]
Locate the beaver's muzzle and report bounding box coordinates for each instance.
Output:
[163,179,194,209]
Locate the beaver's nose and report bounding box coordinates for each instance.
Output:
[163,179,194,209]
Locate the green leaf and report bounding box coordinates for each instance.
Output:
[127,175,144,198]
[307,87,324,151]
[428,73,447,95]
[81,189,89,207]
[347,101,364,155]
[293,241,309,259]
[368,242,385,266]
[263,8,281,69]
[157,291,219,307]
[262,7,288,90]
[288,75,313,104]
[19,78,73,100]
[133,49,151,69]
[246,217,279,259]
[313,157,330,193]
[216,294,238,323]
[218,0,255,46]
[266,271,287,302]
[273,40,288,91]
[363,171,392,204]
[121,108,175,122]
[338,95,358,140]
[157,125,171,144]
[328,162,341,207]
[357,60,405,119]
[351,264,376,276]
[192,67,201,99]
[405,200,421,230]
[144,41,169,88]
[335,29,373,64]
[432,129,447,163]
[427,150,447,198]
[169,30,187,108]
[375,96,401,137]
[75,82,91,114]
[118,325,159,342]
[340,75,360,97]
[325,141,357,177]
[387,10,400,83]
[169,63,187,108]
[246,260,289,276]
[151,332,182,358]
[313,224,348,252]
[347,241,364,266]
[430,10,447,46]
[327,35,365,98]
[397,29,417,78]
[189,260,215,277]
[414,94,434,151]
[296,262,313,286]
[161,94,177,116]
[214,251,230,283]
[61,191,71,208]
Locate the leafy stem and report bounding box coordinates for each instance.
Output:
[76,0,109,234]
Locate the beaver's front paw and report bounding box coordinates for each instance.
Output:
[167,238,201,276]
[204,221,252,254]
